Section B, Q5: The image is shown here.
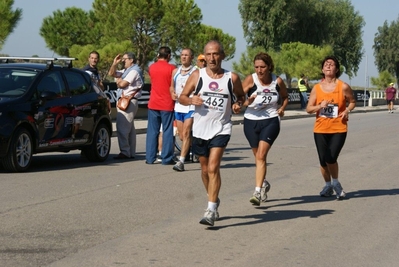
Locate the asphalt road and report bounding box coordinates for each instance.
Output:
[0,111,398,267]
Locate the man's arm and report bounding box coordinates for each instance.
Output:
[170,68,178,100]
[108,54,121,77]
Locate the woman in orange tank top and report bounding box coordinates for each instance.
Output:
[306,56,356,200]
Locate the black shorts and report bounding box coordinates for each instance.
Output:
[192,135,230,157]
[314,132,347,166]
[387,99,394,104]
[243,117,280,148]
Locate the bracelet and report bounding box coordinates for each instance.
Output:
[347,108,351,113]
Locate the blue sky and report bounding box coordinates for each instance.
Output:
[1,0,398,87]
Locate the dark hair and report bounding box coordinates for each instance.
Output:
[89,50,100,59]
[124,52,137,63]
[157,46,171,59]
[253,52,274,72]
[321,55,341,78]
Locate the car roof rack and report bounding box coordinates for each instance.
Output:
[0,57,77,69]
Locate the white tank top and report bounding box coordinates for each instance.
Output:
[192,68,233,140]
[174,66,195,113]
[244,73,280,120]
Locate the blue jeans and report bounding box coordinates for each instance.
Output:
[300,91,308,109]
[146,109,174,164]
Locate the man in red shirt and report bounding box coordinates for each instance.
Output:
[385,82,397,113]
[146,47,177,164]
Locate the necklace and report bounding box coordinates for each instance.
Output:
[181,65,193,71]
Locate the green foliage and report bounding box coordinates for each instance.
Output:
[370,70,396,90]
[40,8,100,56]
[233,43,333,87]
[40,0,235,73]
[0,0,22,50]
[276,42,333,81]
[373,17,399,85]
[238,0,364,78]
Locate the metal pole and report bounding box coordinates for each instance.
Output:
[364,55,368,109]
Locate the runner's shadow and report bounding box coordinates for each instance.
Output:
[206,209,334,230]
[263,188,399,210]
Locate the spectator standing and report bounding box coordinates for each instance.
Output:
[306,56,356,199]
[298,74,309,109]
[146,47,177,165]
[179,40,245,226]
[83,51,104,91]
[385,82,397,113]
[241,52,288,206]
[108,52,143,159]
[170,48,196,171]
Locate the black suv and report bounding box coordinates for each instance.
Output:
[0,57,112,172]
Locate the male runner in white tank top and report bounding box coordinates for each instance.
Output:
[179,40,246,227]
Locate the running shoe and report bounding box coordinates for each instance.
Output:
[320,185,334,197]
[261,180,271,202]
[215,198,220,221]
[250,191,261,206]
[333,182,346,199]
[199,209,216,226]
[173,161,185,172]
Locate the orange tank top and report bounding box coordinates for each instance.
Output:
[313,80,347,133]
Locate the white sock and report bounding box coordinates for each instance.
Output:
[332,178,339,186]
[326,181,332,186]
[179,156,185,163]
[158,151,162,156]
[207,201,217,211]
[255,187,261,192]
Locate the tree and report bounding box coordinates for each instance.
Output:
[40,7,101,57]
[373,17,399,85]
[238,0,364,78]
[40,0,236,72]
[232,43,333,87]
[370,70,396,90]
[275,42,333,87]
[0,0,22,50]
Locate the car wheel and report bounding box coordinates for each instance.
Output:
[83,123,111,162]
[2,128,33,172]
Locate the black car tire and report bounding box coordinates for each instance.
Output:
[2,127,33,172]
[83,123,111,162]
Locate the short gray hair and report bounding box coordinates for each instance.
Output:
[124,52,136,63]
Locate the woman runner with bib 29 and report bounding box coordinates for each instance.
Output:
[241,52,288,206]
[306,56,356,199]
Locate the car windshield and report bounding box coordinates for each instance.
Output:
[0,69,38,97]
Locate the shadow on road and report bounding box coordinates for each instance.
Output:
[207,209,334,230]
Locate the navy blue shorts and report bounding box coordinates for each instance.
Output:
[192,135,230,157]
[243,117,280,148]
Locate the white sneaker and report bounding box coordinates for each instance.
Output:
[199,209,216,226]
[333,182,346,199]
[261,180,271,202]
[320,185,334,197]
[250,191,261,206]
